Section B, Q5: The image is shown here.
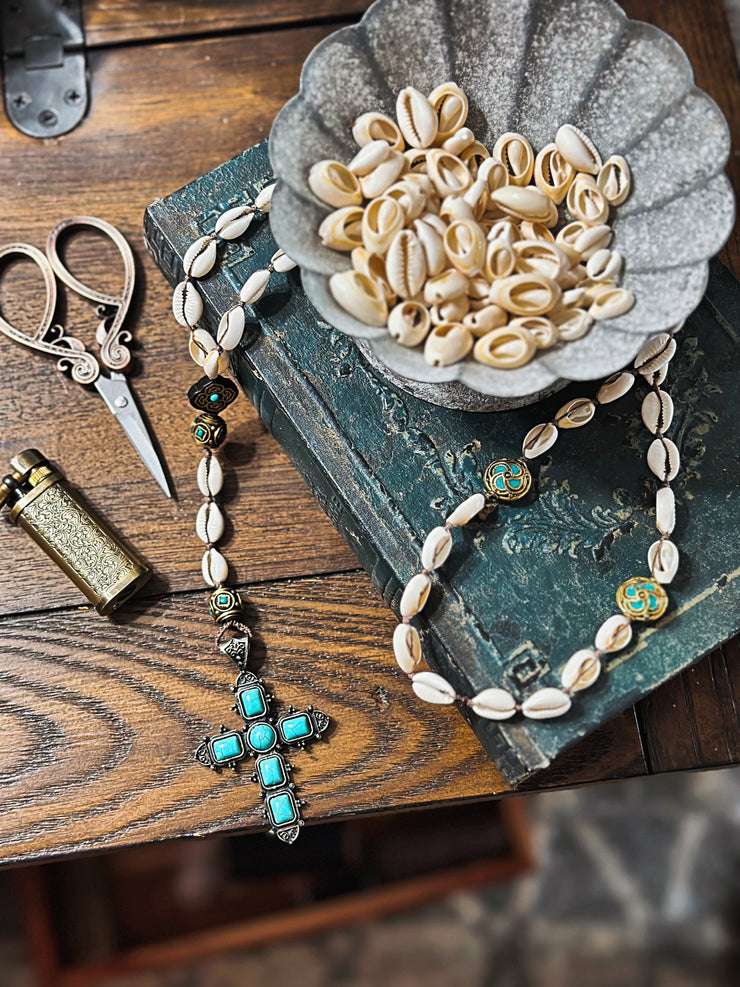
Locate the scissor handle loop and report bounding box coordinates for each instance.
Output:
[0,242,100,385]
[46,216,135,372]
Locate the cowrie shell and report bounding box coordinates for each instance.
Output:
[473,325,536,369]
[202,548,228,587]
[428,81,469,142]
[572,224,613,260]
[513,239,568,280]
[442,126,475,156]
[561,650,601,692]
[396,86,439,148]
[597,155,631,206]
[523,422,558,459]
[555,398,596,428]
[509,316,557,349]
[647,437,680,482]
[400,573,431,617]
[203,349,229,379]
[318,206,364,252]
[567,175,610,225]
[490,274,561,316]
[648,539,679,584]
[386,229,427,299]
[634,334,677,376]
[197,455,223,497]
[588,287,635,321]
[424,322,474,367]
[348,139,390,176]
[217,306,245,351]
[533,143,575,204]
[423,268,469,305]
[189,328,217,366]
[522,687,572,720]
[463,304,508,337]
[184,236,217,278]
[555,124,602,174]
[393,623,422,673]
[196,502,225,544]
[432,294,469,324]
[421,526,453,570]
[414,218,446,276]
[597,371,634,404]
[329,270,388,327]
[594,614,632,652]
[641,389,674,434]
[359,151,407,199]
[488,185,552,222]
[656,486,676,535]
[446,492,486,526]
[388,301,431,347]
[471,688,517,720]
[412,671,456,705]
[485,239,516,280]
[173,280,203,327]
[239,268,271,304]
[308,160,362,208]
[361,196,405,255]
[215,205,254,240]
[586,248,623,282]
[493,132,534,186]
[352,111,403,151]
[255,184,275,211]
[385,179,427,222]
[426,149,473,197]
[444,219,486,276]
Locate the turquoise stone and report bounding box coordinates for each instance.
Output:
[247,721,277,752]
[280,713,312,742]
[210,393,219,401]
[257,754,286,788]
[211,732,244,762]
[267,791,298,827]
[238,686,266,719]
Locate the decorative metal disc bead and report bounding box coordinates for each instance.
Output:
[616,577,668,622]
[188,374,239,414]
[484,458,532,501]
[209,587,244,623]
[191,412,227,449]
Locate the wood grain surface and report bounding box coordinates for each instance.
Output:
[0,0,737,863]
[83,0,371,47]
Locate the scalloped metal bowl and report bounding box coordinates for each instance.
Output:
[268,0,734,411]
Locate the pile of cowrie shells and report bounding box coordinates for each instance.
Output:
[309,82,634,370]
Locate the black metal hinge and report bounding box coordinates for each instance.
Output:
[1,0,89,138]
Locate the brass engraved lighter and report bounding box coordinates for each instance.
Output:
[0,450,151,614]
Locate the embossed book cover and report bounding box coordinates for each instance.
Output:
[145,142,740,785]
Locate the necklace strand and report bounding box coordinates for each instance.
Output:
[171,185,683,827]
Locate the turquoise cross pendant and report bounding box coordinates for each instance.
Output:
[195,635,330,844]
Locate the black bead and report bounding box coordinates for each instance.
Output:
[188,375,239,414]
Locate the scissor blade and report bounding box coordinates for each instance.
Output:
[94,374,172,499]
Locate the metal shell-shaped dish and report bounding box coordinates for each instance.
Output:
[269,0,734,411]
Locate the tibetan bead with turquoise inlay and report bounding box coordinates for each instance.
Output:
[209,587,243,623]
[616,577,668,622]
[484,458,532,501]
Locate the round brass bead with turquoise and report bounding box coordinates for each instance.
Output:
[191,412,227,449]
[616,577,668,622]
[209,587,243,623]
[484,458,532,501]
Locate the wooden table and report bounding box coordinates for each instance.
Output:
[0,0,738,868]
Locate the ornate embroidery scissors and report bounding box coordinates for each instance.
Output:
[0,216,171,498]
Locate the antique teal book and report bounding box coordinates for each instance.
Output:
[144,141,740,786]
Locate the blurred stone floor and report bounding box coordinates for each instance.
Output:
[1,767,738,987]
